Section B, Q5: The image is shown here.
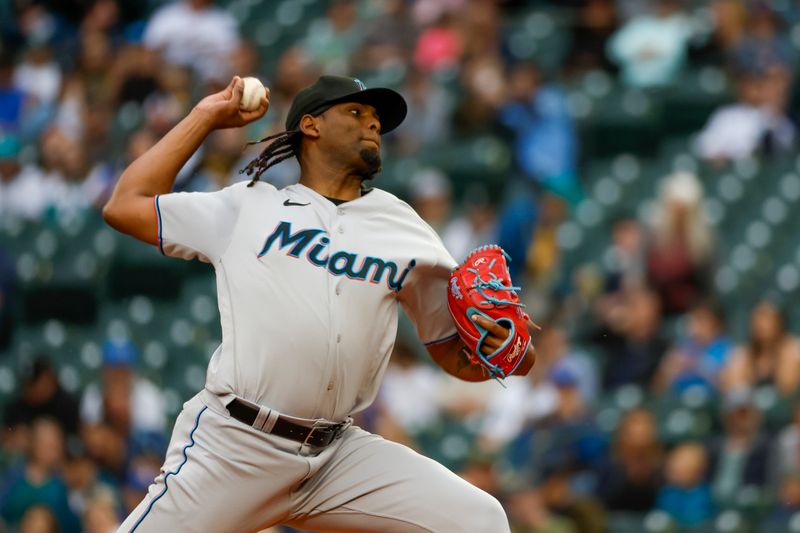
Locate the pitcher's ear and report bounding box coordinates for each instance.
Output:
[299,115,321,139]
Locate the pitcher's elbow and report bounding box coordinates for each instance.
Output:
[102,200,121,229]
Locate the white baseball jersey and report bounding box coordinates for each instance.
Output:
[155,181,458,421]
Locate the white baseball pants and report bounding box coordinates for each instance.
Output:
[117,390,510,533]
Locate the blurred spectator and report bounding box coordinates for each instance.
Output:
[189,126,249,191]
[452,53,505,135]
[594,408,663,512]
[264,46,320,129]
[534,322,598,406]
[646,171,714,316]
[13,43,61,109]
[4,357,80,438]
[80,423,128,485]
[142,64,194,138]
[413,12,462,73]
[730,2,793,78]
[80,0,124,37]
[773,406,800,483]
[525,194,568,290]
[654,300,733,394]
[80,338,166,438]
[62,451,118,527]
[590,286,669,391]
[0,417,80,533]
[375,339,443,440]
[0,47,28,133]
[721,300,800,396]
[110,44,160,106]
[497,189,540,286]
[409,167,453,234]
[709,0,748,52]
[0,133,49,220]
[606,0,693,88]
[82,489,120,533]
[764,471,800,529]
[499,62,579,201]
[72,30,115,106]
[229,39,260,81]
[458,453,502,501]
[441,184,498,263]
[355,0,413,79]
[478,361,560,452]
[456,0,500,60]
[396,70,454,154]
[707,388,770,506]
[602,214,646,294]
[507,487,578,533]
[656,441,714,526]
[37,127,100,218]
[564,0,618,77]
[18,505,59,533]
[121,444,162,515]
[143,0,240,84]
[695,63,795,162]
[412,0,464,27]
[538,455,606,533]
[303,0,362,74]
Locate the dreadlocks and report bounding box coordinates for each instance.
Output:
[240,130,302,187]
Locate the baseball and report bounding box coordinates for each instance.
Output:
[240,76,266,112]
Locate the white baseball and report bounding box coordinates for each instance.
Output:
[240,77,266,112]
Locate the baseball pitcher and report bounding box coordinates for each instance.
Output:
[103,75,535,532]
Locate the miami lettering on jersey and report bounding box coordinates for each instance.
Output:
[258,221,416,291]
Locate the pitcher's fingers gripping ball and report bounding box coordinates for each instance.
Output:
[447,245,534,380]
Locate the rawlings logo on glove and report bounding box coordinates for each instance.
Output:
[446,245,533,380]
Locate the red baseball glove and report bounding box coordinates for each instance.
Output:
[447,245,532,380]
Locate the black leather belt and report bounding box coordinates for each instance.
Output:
[226,398,348,448]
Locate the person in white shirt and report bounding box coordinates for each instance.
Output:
[0,135,49,220]
[142,0,240,84]
[607,0,693,88]
[695,63,795,162]
[80,339,166,437]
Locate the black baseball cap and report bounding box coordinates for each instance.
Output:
[285,75,407,134]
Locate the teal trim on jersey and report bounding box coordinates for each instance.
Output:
[129,405,208,532]
[424,332,459,347]
[155,195,165,256]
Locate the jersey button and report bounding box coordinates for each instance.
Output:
[335,286,342,295]
[337,334,342,343]
[337,226,344,234]
[337,208,345,216]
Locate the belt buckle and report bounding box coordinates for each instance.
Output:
[302,424,320,447]
[302,418,352,447]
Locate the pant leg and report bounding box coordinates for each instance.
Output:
[287,427,510,533]
[118,392,310,533]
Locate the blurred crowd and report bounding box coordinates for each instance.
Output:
[2,0,800,532]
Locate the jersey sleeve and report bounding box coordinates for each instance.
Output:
[398,229,459,347]
[155,182,244,263]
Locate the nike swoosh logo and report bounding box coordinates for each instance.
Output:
[283,199,310,207]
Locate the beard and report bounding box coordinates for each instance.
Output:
[357,147,382,180]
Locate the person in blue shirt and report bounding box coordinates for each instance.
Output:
[498,61,579,203]
[656,441,714,526]
[654,301,733,395]
[0,417,80,533]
